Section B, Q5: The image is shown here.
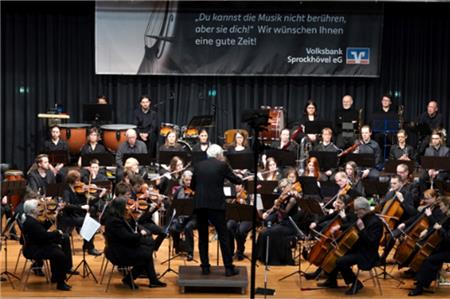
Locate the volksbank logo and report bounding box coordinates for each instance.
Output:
[346,48,370,64]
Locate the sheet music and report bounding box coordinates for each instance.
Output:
[223,186,232,197]
[80,213,101,241]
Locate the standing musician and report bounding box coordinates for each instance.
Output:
[293,100,321,145]
[419,129,450,192]
[58,169,104,256]
[335,95,359,149]
[115,128,147,167]
[192,129,210,152]
[27,154,56,194]
[313,127,340,180]
[21,199,76,291]
[389,129,416,161]
[317,197,383,295]
[43,125,69,177]
[134,95,159,158]
[408,196,450,296]
[191,144,243,276]
[355,125,382,180]
[258,157,282,181]
[256,178,300,265]
[169,170,197,261]
[103,196,166,289]
[417,99,444,155]
[77,128,107,167]
[370,94,397,154]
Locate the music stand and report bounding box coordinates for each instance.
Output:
[362,179,389,204]
[123,153,154,166]
[46,150,69,165]
[344,153,375,168]
[225,203,255,264]
[191,151,207,166]
[186,115,214,128]
[383,160,415,174]
[372,115,399,160]
[245,180,278,195]
[265,149,296,168]
[45,183,67,198]
[225,152,255,171]
[82,104,113,122]
[308,151,339,171]
[298,198,325,217]
[81,153,115,167]
[298,176,321,197]
[158,209,180,278]
[158,150,190,166]
[319,181,340,199]
[304,121,333,134]
[421,156,450,170]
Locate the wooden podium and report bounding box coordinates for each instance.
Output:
[37,113,70,126]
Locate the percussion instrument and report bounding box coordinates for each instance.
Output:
[183,127,199,139]
[101,124,137,152]
[59,123,91,155]
[160,123,179,137]
[177,140,192,151]
[4,170,24,212]
[259,106,285,142]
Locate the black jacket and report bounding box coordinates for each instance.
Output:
[191,158,242,210]
[27,169,56,193]
[22,216,62,258]
[352,212,383,269]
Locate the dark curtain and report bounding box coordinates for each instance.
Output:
[2,1,449,170]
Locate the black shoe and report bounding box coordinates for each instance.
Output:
[187,254,193,261]
[201,267,210,275]
[87,248,101,256]
[345,280,364,295]
[32,267,45,277]
[149,280,167,288]
[403,269,416,278]
[56,282,72,291]
[225,267,240,277]
[304,268,321,280]
[66,269,80,275]
[236,253,244,261]
[317,279,338,288]
[408,286,424,296]
[122,276,139,289]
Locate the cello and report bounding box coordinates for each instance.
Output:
[377,192,404,246]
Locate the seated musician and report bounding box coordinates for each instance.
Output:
[344,161,365,196]
[328,171,363,207]
[258,157,281,181]
[58,170,102,256]
[21,199,76,291]
[313,127,340,180]
[225,130,250,153]
[378,175,418,264]
[27,154,56,194]
[408,196,450,296]
[103,196,166,289]
[302,156,325,182]
[256,178,300,265]
[396,163,420,207]
[77,127,107,167]
[389,129,416,161]
[317,197,383,295]
[417,99,444,155]
[355,125,382,180]
[419,129,450,193]
[170,170,196,261]
[192,128,210,152]
[115,128,147,167]
[159,129,184,152]
[81,159,108,184]
[271,128,298,152]
[43,125,69,177]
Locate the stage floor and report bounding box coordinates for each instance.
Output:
[1,232,449,298]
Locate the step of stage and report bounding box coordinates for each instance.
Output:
[177,265,248,294]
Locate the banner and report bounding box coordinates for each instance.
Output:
[95,1,383,77]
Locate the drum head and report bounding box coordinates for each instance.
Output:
[100,124,137,130]
[177,140,192,152]
[59,123,91,128]
[4,170,24,177]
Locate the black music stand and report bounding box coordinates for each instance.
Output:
[82,104,113,122]
[46,150,69,165]
[421,156,450,170]
[304,121,333,134]
[308,151,339,171]
[0,181,25,288]
[298,177,321,197]
[225,203,255,264]
[225,152,255,171]
[158,150,190,166]
[298,197,325,217]
[158,208,181,278]
[191,151,207,166]
[67,224,98,283]
[344,153,376,168]
[265,148,296,168]
[46,183,67,198]
[186,115,214,129]
[319,181,340,199]
[245,180,278,195]
[372,114,399,160]
[362,179,389,205]
[383,160,415,174]
[123,153,154,166]
[81,153,115,167]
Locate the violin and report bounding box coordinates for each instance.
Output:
[184,187,195,196]
[37,197,62,223]
[232,190,248,204]
[74,182,105,194]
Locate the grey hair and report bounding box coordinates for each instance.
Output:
[125,128,137,138]
[206,144,224,159]
[353,196,370,211]
[21,199,40,222]
[182,170,193,180]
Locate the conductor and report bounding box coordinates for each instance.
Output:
[191,144,243,276]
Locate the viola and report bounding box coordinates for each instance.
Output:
[232,190,248,204]
[74,182,105,194]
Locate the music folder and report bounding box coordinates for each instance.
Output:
[362,179,389,197]
[225,152,255,171]
[123,153,154,166]
[308,151,339,171]
[245,180,278,195]
[158,150,190,165]
[298,176,321,196]
[81,153,115,167]
[420,156,450,171]
[344,153,375,168]
[304,121,333,134]
[264,148,296,167]
[383,159,415,174]
[226,203,253,222]
[171,199,194,217]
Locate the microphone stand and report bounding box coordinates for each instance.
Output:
[255,221,275,297]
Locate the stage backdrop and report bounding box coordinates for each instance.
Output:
[95,1,383,77]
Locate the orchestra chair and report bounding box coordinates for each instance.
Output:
[103,259,135,292]
[353,265,383,296]
[20,257,51,291]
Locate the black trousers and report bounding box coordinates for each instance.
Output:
[58,214,95,250]
[170,216,196,255]
[328,253,364,285]
[226,220,252,256]
[416,251,450,287]
[196,208,233,269]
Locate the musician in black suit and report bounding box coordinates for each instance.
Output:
[408,196,450,296]
[21,199,73,291]
[103,196,166,289]
[318,197,383,295]
[191,144,243,276]
[134,95,159,158]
